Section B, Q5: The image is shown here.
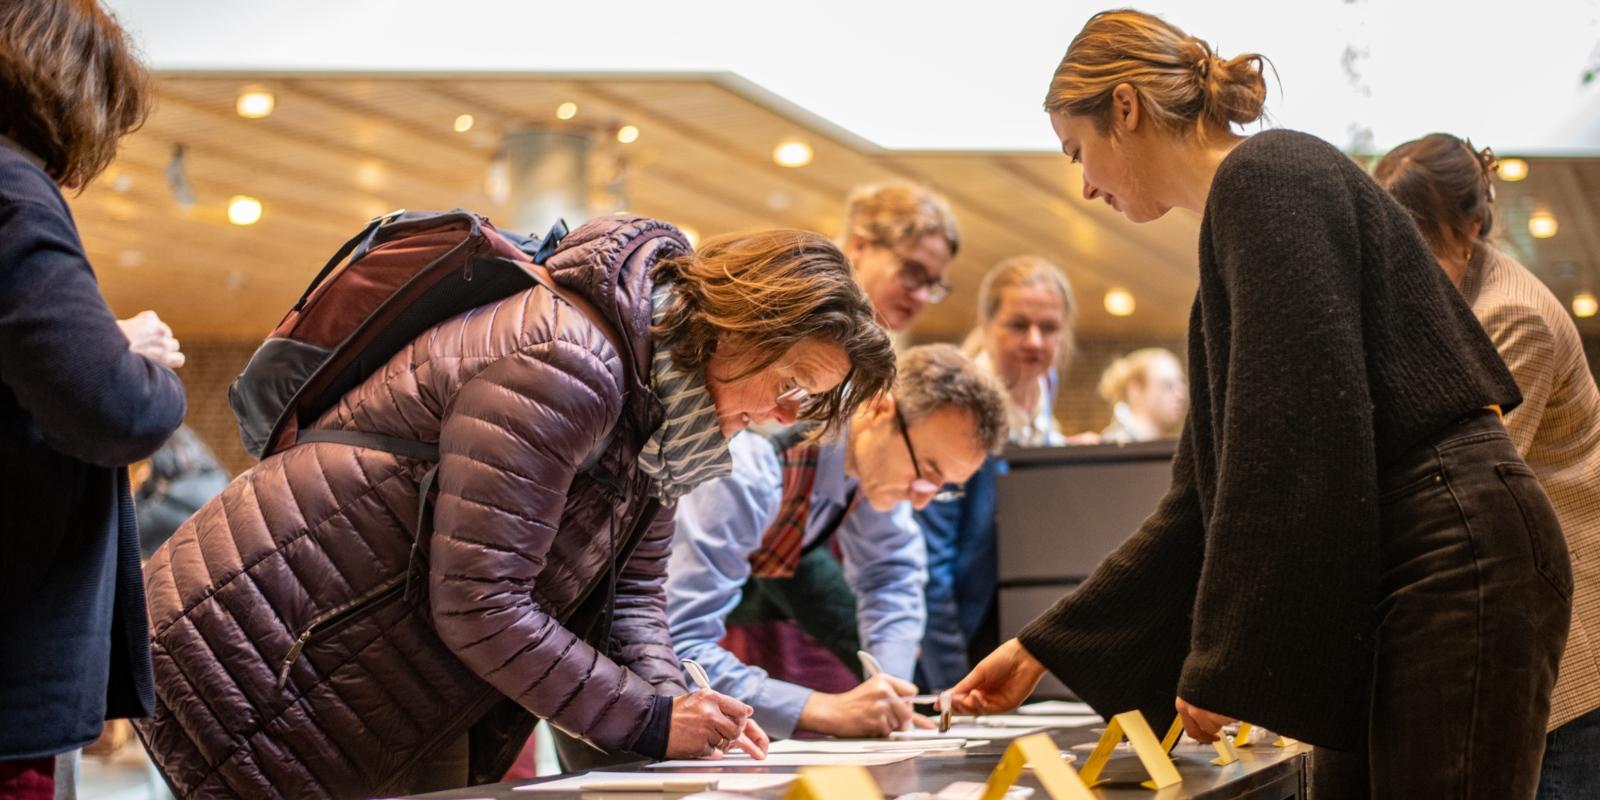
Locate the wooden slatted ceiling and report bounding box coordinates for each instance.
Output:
[71,74,1598,345]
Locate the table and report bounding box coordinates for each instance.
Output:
[407,725,1309,799]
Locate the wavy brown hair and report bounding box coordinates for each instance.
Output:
[651,229,895,435]
[0,0,151,187]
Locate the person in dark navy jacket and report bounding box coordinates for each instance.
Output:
[0,1,186,796]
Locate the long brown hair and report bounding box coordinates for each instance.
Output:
[1045,9,1267,141]
[1372,133,1497,255]
[0,0,151,187]
[651,229,895,434]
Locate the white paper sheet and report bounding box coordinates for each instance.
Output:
[646,751,915,769]
[513,771,796,792]
[893,726,1044,740]
[1016,700,1094,716]
[767,738,969,754]
[973,714,1101,728]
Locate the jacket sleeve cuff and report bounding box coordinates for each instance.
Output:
[631,693,675,759]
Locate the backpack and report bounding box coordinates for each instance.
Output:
[228,208,617,461]
[229,209,657,606]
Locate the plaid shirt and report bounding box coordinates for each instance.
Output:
[1463,246,1600,730]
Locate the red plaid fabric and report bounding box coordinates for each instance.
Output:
[746,440,822,578]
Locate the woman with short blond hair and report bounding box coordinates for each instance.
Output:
[1097,348,1186,443]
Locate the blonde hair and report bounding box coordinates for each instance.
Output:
[651,229,896,436]
[1098,347,1180,404]
[842,182,960,256]
[961,255,1077,370]
[1045,9,1267,142]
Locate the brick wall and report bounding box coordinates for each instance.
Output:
[177,341,257,477]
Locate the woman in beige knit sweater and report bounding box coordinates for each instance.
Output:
[1377,133,1600,800]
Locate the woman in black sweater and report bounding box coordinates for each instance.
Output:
[949,10,1570,797]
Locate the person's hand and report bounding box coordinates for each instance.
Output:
[946,638,1047,715]
[1174,697,1235,744]
[118,310,184,369]
[797,673,923,737]
[1065,431,1102,445]
[665,690,767,760]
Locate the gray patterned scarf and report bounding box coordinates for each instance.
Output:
[637,280,733,502]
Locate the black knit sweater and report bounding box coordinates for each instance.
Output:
[1018,130,1521,749]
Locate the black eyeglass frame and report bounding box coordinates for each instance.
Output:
[894,405,965,503]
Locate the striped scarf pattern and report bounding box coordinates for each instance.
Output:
[636,280,733,502]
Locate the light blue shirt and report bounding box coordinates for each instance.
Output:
[665,430,927,737]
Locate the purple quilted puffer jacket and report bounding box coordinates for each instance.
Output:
[137,217,690,798]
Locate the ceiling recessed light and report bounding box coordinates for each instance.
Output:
[1574,291,1598,318]
[556,102,578,120]
[1495,158,1529,182]
[235,89,275,119]
[616,125,640,144]
[1529,211,1558,239]
[453,114,475,133]
[773,139,814,168]
[678,225,701,248]
[1104,288,1136,317]
[228,195,263,226]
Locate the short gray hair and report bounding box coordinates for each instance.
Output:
[895,344,1010,454]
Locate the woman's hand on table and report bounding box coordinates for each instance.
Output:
[945,638,1047,715]
[1174,697,1235,743]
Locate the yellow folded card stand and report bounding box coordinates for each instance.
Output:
[783,764,884,800]
[1157,715,1238,767]
[1079,711,1183,789]
[979,732,1096,800]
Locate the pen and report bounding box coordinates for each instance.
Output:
[859,650,952,731]
[682,659,712,691]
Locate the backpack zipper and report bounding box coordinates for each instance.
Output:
[276,573,409,689]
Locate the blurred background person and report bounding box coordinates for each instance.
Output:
[0,1,187,797]
[840,182,961,335]
[1376,133,1600,800]
[916,256,1086,691]
[1098,347,1187,443]
[133,425,229,559]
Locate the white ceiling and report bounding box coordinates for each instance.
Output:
[107,0,1600,154]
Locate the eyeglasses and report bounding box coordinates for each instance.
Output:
[894,405,964,503]
[776,378,811,406]
[894,259,953,304]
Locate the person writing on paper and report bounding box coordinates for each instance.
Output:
[139,229,896,797]
[949,10,1566,797]
[666,345,1008,739]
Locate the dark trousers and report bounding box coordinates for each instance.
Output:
[1311,413,1572,798]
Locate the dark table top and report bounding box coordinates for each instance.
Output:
[405,725,1309,799]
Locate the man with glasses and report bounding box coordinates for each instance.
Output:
[839,182,960,334]
[665,346,1007,739]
